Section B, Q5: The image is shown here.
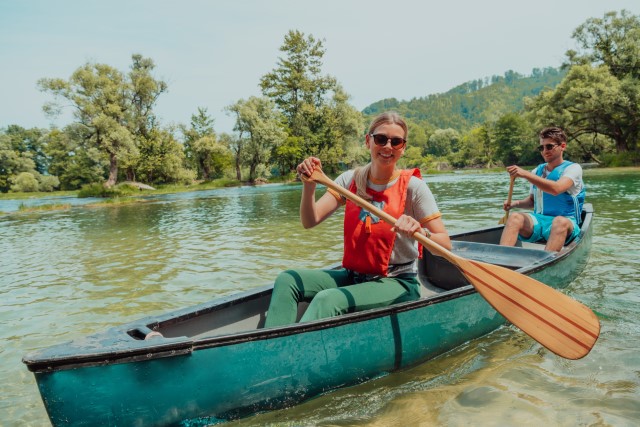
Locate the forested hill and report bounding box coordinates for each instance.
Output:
[362,67,566,131]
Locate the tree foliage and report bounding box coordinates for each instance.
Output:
[566,10,640,79]
[181,108,232,180]
[226,97,286,182]
[43,125,109,190]
[259,30,363,172]
[38,54,168,187]
[364,68,566,132]
[530,10,640,156]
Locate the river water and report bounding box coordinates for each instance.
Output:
[1,169,639,426]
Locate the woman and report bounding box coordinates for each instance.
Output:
[264,112,451,327]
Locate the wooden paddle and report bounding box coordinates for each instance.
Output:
[499,175,516,224]
[304,168,600,360]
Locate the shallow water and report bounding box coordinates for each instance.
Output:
[1,170,639,426]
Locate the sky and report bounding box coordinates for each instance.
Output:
[1,0,639,135]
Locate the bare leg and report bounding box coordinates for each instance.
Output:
[545,216,573,252]
[500,212,533,246]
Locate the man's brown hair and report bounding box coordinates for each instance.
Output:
[539,127,567,144]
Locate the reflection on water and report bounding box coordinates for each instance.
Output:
[2,171,639,426]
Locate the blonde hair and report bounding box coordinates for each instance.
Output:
[353,112,408,200]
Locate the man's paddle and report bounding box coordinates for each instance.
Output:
[499,175,516,224]
[304,168,599,360]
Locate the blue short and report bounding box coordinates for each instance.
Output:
[518,213,580,244]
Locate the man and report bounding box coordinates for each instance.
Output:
[499,127,585,252]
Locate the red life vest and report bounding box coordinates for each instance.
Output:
[342,168,422,276]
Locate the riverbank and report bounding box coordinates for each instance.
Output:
[2,166,638,215]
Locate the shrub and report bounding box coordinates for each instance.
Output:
[78,183,123,198]
[10,172,39,192]
[601,152,640,167]
[38,175,60,192]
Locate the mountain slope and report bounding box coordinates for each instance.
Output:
[363,67,566,131]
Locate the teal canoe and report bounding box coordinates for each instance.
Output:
[23,204,594,426]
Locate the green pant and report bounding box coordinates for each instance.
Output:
[264,268,421,327]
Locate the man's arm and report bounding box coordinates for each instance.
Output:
[507,194,534,210]
[507,165,574,196]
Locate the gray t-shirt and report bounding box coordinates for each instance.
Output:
[329,170,442,276]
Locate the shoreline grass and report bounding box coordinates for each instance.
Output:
[16,203,72,213]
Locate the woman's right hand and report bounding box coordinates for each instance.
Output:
[297,157,322,178]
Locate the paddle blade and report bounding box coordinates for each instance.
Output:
[498,213,508,225]
[460,258,599,359]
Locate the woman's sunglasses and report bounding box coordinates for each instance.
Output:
[370,133,406,149]
[537,143,561,152]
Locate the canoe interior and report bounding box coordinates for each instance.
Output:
[127,206,590,342]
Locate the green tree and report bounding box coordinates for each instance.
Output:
[0,126,55,192]
[39,54,167,187]
[124,55,169,181]
[399,146,430,169]
[39,63,133,187]
[527,64,638,154]
[406,121,428,154]
[128,55,168,137]
[259,30,361,171]
[226,97,286,182]
[134,128,195,184]
[4,125,48,174]
[530,10,640,158]
[458,125,493,168]
[181,108,231,180]
[491,113,534,166]
[260,30,336,135]
[311,86,364,173]
[566,10,640,79]
[427,128,460,157]
[218,132,243,181]
[43,126,109,190]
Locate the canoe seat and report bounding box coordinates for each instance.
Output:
[419,241,555,291]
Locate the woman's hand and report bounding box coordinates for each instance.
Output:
[297,157,322,177]
[391,215,423,238]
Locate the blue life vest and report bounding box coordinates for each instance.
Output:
[532,161,586,224]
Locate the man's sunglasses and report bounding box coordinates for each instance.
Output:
[537,143,561,152]
[370,133,406,149]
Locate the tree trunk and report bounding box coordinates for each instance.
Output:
[615,138,629,153]
[235,158,242,181]
[249,163,256,183]
[201,160,210,180]
[105,152,118,188]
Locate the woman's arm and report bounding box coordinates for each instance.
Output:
[298,157,341,229]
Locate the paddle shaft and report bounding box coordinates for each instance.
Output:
[304,168,600,359]
[502,175,516,222]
